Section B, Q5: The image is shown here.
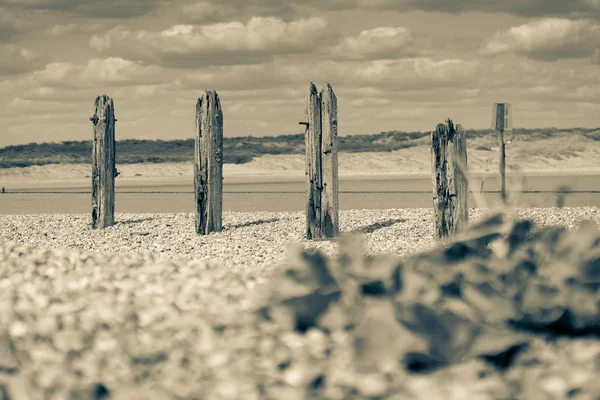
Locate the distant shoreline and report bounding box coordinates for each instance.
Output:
[2,140,600,189]
[2,127,599,169]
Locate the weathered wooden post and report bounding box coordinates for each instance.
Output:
[194,90,223,235]
[91,95,116,229]
[492,103,512,202]
[320,83,339,238]
[303,82,339,239]
[305,83,322,239]
[431,119,468,241]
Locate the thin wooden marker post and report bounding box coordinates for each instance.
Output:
[91,95,116,229]
[492,103,512,202]
[431,119,469,241]
[194,90,223,235]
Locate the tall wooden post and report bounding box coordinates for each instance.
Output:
[304,82,339,240]
[195,90,223,235]
[305,83,322,239]
[492,103,512,202]
[320,83,339,237]
[431,119,469,241]
[453,125,468,232]
[91,95,116,229]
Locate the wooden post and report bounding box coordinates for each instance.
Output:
[492,103,512,202]
[91,95,116,229]
[431,119,469,241]
[453,125,468,232]
[194,90,223,235]
[305,82,322,239]
[304,82,339,240]
[320,83,339,237]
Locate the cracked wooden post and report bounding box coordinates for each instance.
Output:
[492,103,512,203]
[320,83,339,238]
[195,90,223,235]
[431,119,468,241]
[91,95,116,229]
[305,82,322,239]
[304,82,339,240]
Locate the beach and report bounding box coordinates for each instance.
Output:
[1,207,600,398]
[2,207,600,270]
[2,147,600,398]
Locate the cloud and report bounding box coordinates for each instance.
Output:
[7,0,598,25]
[0,6,48,41]
[89,26,131,52]
[480,18,600,62]
[316,58,481,90]
[167,0,600,20]
[174,56,482,94]
[0,0,165,18]
[314,0,600,20]
[46,23,78,36]
[0,45,45,76]
[32,57,166,88]
[332,26,426,60]
[179,1,240,22]
[90,17,331,67]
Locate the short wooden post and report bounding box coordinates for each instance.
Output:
[91,95,116,229]
[304,82,339,240]
[431,119,469,241]
[492,103,512,202]
[194,90,223,235]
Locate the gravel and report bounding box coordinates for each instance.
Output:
[1,207,600,398]
[3,208,600,273]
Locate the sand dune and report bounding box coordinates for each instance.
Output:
[1,144,600,190]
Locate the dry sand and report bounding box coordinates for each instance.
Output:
[1,144,600,190]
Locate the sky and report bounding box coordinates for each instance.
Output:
[0,0,599,147]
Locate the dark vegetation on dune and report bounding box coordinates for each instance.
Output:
[1,127,599,169]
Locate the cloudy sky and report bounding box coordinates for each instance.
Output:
[1,0,599,147]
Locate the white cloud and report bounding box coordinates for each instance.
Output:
[154,16,328,51]
[34,62,79,81]
[46,23,77,37]
[317,58,481,89]
[8,97,33,107]
[480,18,600,62]
[333,26,423,60]
[89,26,132,52]
[90,17,330,67]
[31,57,166,88]
[81,57,137,81]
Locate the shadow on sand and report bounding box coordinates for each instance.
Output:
[116,217,156,226]
[227,217,281,230]
[351,218,406,234]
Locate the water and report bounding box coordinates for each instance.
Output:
[2,175,600,214]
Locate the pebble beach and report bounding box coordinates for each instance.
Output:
[1,207,600,399]
[2,208,600,271]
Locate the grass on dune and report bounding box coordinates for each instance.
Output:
[0,127,598,169]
